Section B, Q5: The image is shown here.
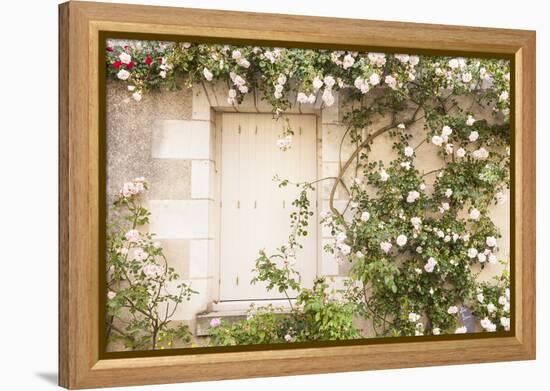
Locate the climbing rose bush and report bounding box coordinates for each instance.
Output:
[107,40,511,342]
[106,177,197,350]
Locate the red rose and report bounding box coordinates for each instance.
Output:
[145,56,152,65]
[112,60,122,69]
[106,47,113,52]
[125,61,134,70]
[123,45,129,50]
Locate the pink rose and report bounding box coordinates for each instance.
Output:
[209,318,221,328]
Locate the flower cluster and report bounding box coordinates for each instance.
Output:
[107,41,510,120]
[107,177,196,351]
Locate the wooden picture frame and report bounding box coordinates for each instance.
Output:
[59,1,536,388]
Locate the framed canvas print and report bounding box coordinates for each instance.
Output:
[58,1,536,389]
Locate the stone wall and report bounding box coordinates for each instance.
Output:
[106,80,509,331]
[107,81,216,330]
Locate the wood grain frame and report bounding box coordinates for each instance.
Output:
[58,1,536,388]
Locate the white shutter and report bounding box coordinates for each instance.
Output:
[219,114,318,301]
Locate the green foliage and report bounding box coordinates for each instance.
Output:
[106,178,197,350]
[471,270,511,332]
[211,184,359,346]
[108,41,511,341]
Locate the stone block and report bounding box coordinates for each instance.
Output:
[192,83,212,120]
[189,239,210,278]
[147,200,209,239]
[191,160,212,199]
[151,120,211,159]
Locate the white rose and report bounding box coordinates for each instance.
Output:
[360,211,370,222]
[396,235,407,247]
[447,306,459,314]
[408,312,420,322]
[384,75,397,90]
[499,91,509,102]
[379,169,389,182]
[432,327,441,335]
[469,208,481,220]
[456,147,466,158]
[237,58,250,68]
[404,146,414,157]
[395,54,409,63]
[466,115,476,126]
[380,241,392,253]
[455,326,468,334]
[448,58,459,69]
[477,293,485,303]
[411,217,422,229]
[442,126,453,137]
[500,317,510,330]
[477,253,487,263]
[297,92,308,104]
[277,74,287,85]
[117,69,130,80]
[431,135,444,146]
[409,55,420,66]
[486,236,497,247]
[119,52,132,64]
[323,75,336,88]
[406,190,420,203]
[469,131,479,142]
[233,75,246,86]
[462,72,473,83]
[480,317,496,332]
[369,73,381,86]
[445,188,453,197]
[231,50,242,59]
[132,92,142,102]
[338,243,351,255]
[203,68,213,81]
[424,257,437,273]
[467,248,478,258]
[125,229,140,242]
[342,54,355,69]
[472,147,489,160]
[486,303,496,313]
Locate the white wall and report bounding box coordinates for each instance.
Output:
[0,0,547,390]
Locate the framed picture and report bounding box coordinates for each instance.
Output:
[59,1,536,389]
